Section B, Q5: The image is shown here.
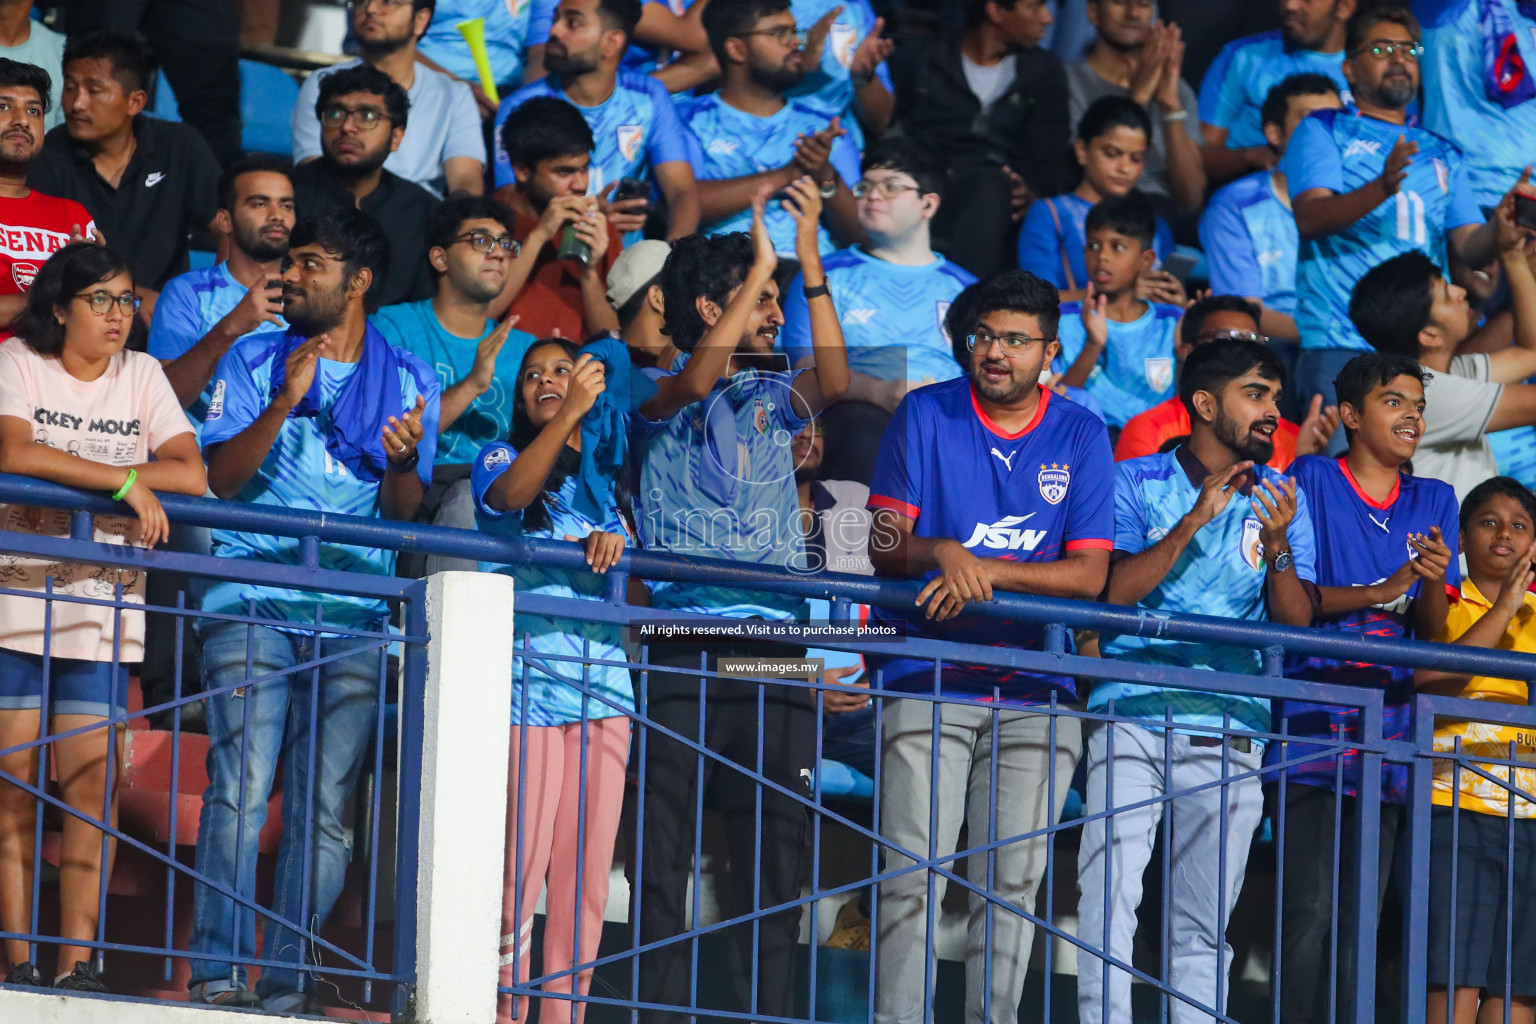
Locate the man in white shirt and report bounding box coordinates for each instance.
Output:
[292,0,485,197]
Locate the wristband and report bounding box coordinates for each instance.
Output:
[112,469,137,501]
[803,282,830,299]
[1162,109,1188,123]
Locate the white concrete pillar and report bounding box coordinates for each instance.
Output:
[416,570,516,1024]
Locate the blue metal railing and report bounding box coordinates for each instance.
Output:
[1,473,1536,1024]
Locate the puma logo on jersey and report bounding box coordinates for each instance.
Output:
[990,447,1016,471]
[963,513,1045,552]
[1368,512,1390,533]
[1342,139,1382,160]
[841,308,877,326]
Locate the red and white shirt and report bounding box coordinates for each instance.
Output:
[0,189,96,295]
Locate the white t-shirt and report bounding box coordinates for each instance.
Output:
[0,340,193,662]
[962,53,1017,110]
[1416,352,1502,502]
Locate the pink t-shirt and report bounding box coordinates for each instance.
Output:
[0,339,193,662]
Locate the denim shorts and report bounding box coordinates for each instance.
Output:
[0,646,130,718]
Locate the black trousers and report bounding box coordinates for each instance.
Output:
[817,400,890,488]
[635,640,813,1024]
[1275,783,1406,1024]
[931,163,1019,281]
[65,0,242,166]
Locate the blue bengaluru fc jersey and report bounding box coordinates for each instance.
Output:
[493,71,695,197]
[682,94,860,256]
[635,361,812,620]
[1054,300,1182,428]
[1416,0,1536,208]
[1094,452,1319,736]
[471,441,634,726]
[779,247,974,385]
[865,381,1115,701]
[146,262,287,435]
[1199,170,1300,316]
[1279,456,1461,802]
[199,331,441,632]
[372,299,538,466]
[1198,30,1350,150]
[1282,105,1483,351]
[1016,192,1174,292]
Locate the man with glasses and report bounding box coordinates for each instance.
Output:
[1283,5,1502,441]
[291,63,441,308]
[779,138,974,486]
[865,269,1113,1024]
[1116,295,1339,468]
[683,0,863,256]
[293,0,486,198]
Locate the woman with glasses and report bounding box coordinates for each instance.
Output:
[0,243,205,992]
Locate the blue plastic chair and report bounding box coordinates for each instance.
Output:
[152,60,300,157]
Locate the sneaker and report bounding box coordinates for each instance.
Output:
[262,989,323,1016]
[53,961,107,993]
[824,895,870,951]
[191,981,263,1008]
[4,962,42,986]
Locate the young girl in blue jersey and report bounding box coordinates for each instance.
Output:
[472,338,631,1024]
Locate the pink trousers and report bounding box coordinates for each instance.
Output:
[498,717,631,1024]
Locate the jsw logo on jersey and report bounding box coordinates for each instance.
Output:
[1342,139,1383,160]
[962,513,1047,552]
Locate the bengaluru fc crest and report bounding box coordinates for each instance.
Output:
[1038,463,1070,505]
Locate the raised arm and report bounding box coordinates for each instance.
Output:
[779,177,848,418]
[1292,136,1416,241]
[162,273,284,408]
[483,355,606,513]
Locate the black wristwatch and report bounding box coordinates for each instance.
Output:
[803,281,830,299]
[389,451,420,474]
[1269,549,1294,574]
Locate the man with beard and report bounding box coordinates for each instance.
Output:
[1079,337,1317,1024]
[189,208,439,1010]
[493,0,699,242]
[149,155,294,429]
[1198,0,1356,185]
[293,0,485,198]
[291,63,440,309]
[1283,5,1501,428]
[0,58,94,332]
[863,268,1113,1024]
[634,178,846,1023]
[683,0,863,256]
[28,30,220,321]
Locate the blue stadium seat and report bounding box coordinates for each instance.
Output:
[152,60,300,157]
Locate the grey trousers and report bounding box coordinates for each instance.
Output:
[875,697,1082,1024]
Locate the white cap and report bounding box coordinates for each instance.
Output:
[606,239,671,310]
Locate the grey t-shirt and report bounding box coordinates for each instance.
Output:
[1416,352,1502,503]
[962,52,1018,110]
[1065,61,1202,201]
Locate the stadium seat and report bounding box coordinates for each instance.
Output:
[152,60,300,157]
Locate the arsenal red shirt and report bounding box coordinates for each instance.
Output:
[0,189,96,296]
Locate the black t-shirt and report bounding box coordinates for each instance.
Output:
[290,160,439,309]
[28,115,220,291]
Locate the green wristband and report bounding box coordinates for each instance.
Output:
[112,469,137,501]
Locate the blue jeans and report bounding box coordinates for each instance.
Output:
[188,622,384,998]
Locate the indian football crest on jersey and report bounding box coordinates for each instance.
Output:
[482,446,511,469]
[206,379,226,420]
[753,398,768,435]
[1433,158,1449,194]
[935,300,952,341]
[1037,463,1070,505]
[830,21,858,68]
[505,0,526,16]
[617,125,644,164]
[10,261,36,290]
[1241,516,1264,571]
[1145,356,1174,394]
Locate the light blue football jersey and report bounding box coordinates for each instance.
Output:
[416,0,557,87]
[634,360,812,620]
[1054,300,1182,427]
[1092,451,1319,735]
[1199,170,1300,315]
[146,262,287,436]
[779,246,973,384]
[472,440,634,726]
[681,93,860,256]
[1490,426,1536,490]
[1198,30,1350,150]
[784,0,892,152]
[1416,0,1536,208]
[1282,105,1483,350]
[200,331,441,632]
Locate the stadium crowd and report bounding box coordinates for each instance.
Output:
[1,1,1536,1022]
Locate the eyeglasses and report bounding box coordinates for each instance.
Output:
[320,104,388,129]
[74,290,140,316]
[965,331,1053,355]
[1354,40,1424,61]
[453,231,521,255]
[1195,328,1270,345]
[736,25,807,47]
[853,179,924,200]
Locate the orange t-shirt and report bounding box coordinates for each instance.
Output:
[1114,396,1299,471]
[508,211,622,341]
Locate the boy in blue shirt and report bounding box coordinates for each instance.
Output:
[493,0,701,242]
[189,210,441,1011]
[1200,73,1342,341]
[1282,5,1501,426]
[1057,191,1183,427]
[1080,338,1317,1024]
[1275,350,1459,1024]
[683,0,863,256]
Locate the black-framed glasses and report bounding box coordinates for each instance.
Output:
[1195,328,1270,345]
[965,331,1053,355]
[1355,40,1424,61]
[736,25,807,47]
[452,231,521,255]
[853,179,923,200]
[320,104,388,129]
[74,290,140,316]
